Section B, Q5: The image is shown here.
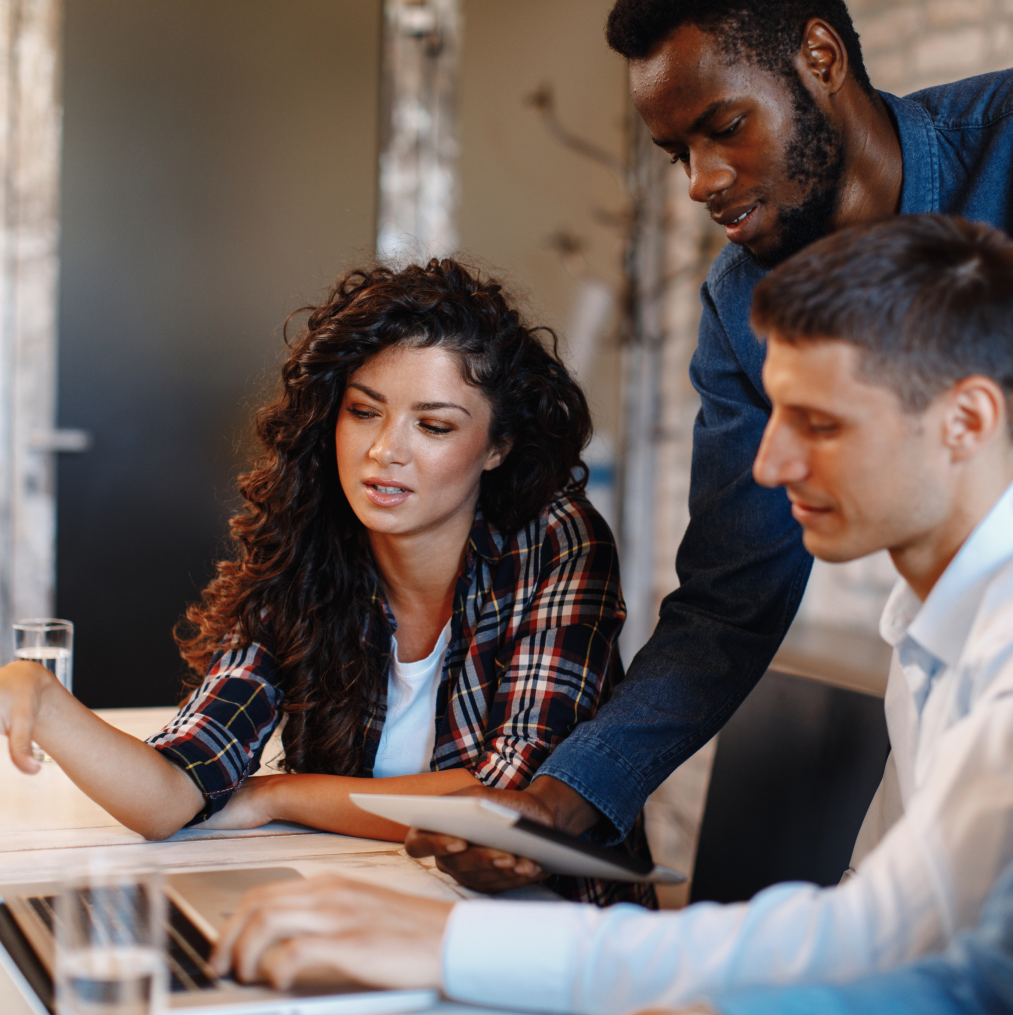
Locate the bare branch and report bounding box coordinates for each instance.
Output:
[525,84,630,197]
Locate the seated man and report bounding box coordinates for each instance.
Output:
[208,214,1013,1011]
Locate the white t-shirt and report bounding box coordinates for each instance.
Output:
[372,620,451,779]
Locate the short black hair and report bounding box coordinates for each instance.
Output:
[606,0,874,98]
[751,215,1013,434]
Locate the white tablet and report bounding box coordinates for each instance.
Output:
[350,793,686,884]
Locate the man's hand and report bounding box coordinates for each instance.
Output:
[0,660,62,774]
[404,776,600,893]
[210,874,451,991]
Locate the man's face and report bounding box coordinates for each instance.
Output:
[753,337,954,564]
[630,23,844,268]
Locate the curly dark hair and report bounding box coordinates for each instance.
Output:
[175,258,593,777]
[606,0,874,98]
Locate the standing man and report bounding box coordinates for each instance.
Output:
[411,0,1013,891]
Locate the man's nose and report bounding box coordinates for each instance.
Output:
[753,417,808,489]
[687,153,735,205]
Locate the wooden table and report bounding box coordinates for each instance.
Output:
[0,707,527,1015]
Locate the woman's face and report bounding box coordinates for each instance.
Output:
[335,345,507,542]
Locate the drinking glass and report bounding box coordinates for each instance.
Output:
[13,618,74,689]
[55,857,166,1015]
[13,618,74,762]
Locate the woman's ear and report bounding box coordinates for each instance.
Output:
[483,439,513,471]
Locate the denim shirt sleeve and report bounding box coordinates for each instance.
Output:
[537,250,813,841]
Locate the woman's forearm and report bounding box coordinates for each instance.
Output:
[262,768,481,840]
[30,670,206,839]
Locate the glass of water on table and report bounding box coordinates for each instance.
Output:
[56,856,166,1015]
[13,617,74,762]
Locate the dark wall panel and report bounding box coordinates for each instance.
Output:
[691,670,890,904]
[57,0,382,707]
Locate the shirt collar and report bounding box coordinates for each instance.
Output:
[467,504,505,566]
[881,482,1013,668]
[878,90,940,216]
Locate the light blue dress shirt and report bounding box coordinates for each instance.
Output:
[713,857,1013,1015]
[441,483,1013,1012]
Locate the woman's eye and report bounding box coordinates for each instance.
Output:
[420,421,453,435]
[347,406,378,420]
[671,151,690,166]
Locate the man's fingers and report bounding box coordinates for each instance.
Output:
[429,844,541,876]
[225,902,352,982]
[212,876,374,978]
[404,785,556,893]
[213,874,448,993]
[446,783,555,826]
[433,852,545,892]
[260,936,359,992]
[213,886,315,975]
[404,829,467,858]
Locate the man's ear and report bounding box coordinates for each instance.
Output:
[483,439,513,471]
[941,376,1007,461]
[798,18,849,97]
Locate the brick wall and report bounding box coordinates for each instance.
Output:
[851,0,1013,94]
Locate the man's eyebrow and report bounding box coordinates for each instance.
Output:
[651,98,739,148]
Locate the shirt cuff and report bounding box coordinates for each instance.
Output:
[442,900,599,1012]
[150,744,222,824]
[536,732,649,844]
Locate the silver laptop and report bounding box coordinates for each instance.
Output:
[0,867,437,1014]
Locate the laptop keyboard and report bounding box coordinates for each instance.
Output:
[28,894,218,993]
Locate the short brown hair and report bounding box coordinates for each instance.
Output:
[750,214,1013,427]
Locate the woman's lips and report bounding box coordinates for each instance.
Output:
[364,481,412,507]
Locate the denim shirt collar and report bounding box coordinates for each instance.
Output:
[879,90,941,215]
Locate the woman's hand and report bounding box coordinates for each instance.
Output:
[201,775,281,830]
[210,874,450,991]
[0,660,205,838]
[0,660,63,773]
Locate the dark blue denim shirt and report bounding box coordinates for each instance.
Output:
[538,69,1013,841]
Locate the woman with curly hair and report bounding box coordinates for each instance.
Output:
[0,258,652,906]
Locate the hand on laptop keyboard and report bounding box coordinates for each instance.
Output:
[210,874,451,992]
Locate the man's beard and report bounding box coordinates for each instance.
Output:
[746,75,846,271]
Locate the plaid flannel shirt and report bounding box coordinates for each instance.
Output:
[148,492,655,907]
